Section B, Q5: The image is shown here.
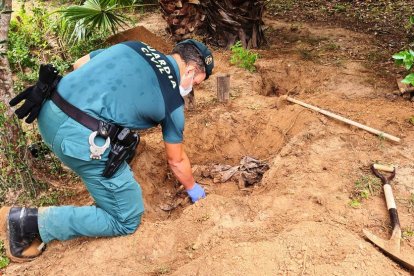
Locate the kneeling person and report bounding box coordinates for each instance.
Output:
[3,39,214,262]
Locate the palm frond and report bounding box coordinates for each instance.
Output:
[59,0,129,42]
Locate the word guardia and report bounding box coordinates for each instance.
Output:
[140,43,177,89]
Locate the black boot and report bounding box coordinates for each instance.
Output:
[7,207,45,262]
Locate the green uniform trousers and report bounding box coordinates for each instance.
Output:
[37,100,144,243]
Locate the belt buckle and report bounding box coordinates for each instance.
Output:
[98,121,118,138]
[89,131,110,160]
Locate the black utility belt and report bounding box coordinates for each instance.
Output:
[50,91,139,178]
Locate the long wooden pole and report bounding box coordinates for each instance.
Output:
[287,97,401,143]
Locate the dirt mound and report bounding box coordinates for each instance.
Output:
[174,220,401,275]
[107,25,172,53]
[4,13,414,276]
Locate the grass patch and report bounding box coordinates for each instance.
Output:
[349,175,382,207]
[15,186,77,207]
[0,241,9,269]
[298,49,317,61]
[322,43,341,51]
[36,190,77,207]
[403,228,414,239]
[377,133,386,142]
[266,0,295,14]
[333,4,348,13]
[349,198,362,208]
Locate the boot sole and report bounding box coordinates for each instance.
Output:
[0,207,43,263]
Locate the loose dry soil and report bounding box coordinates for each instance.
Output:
[4,12,414,276]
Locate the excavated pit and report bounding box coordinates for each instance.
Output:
[130,97,309,221]
[135,86,308,221]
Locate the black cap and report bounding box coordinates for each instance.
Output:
[177,39,214,79]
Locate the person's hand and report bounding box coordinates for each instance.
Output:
[187,183,206,203]
[9,64,61,123]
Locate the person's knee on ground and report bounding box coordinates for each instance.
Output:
[110,200,144,236]
[115,211,143,235]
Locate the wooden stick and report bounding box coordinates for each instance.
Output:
[286,97,401,143]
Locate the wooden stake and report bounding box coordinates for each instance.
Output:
[286,97,401,143]
[217,74,230,102]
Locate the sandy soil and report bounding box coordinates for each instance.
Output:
[3,12,414,275]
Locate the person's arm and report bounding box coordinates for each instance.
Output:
[73,54,90,70]
[164,142,206,202]
[164,142,195,190]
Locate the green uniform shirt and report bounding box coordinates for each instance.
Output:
[57,43,184,143]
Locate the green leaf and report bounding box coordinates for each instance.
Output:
[0,256,9,269]
[393,50,414,70]
[59,0,130,42]
[410,16,414,25]
[402,73,414,86]
[394,59,404,66]
[392,50,410,60]
[230,41,258,71]
[349,199,361,208]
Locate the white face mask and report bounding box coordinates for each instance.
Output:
[179,70,195,97]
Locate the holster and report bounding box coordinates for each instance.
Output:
[103,128,140,178]
[46,68,140,178]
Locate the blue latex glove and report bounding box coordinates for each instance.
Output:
[187,183,206,203]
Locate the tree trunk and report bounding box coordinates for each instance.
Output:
[202,0,266,49]
[0,0,36,199]
[0,0,13,106]
[158,0,266,48]
[159,0,205,41]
